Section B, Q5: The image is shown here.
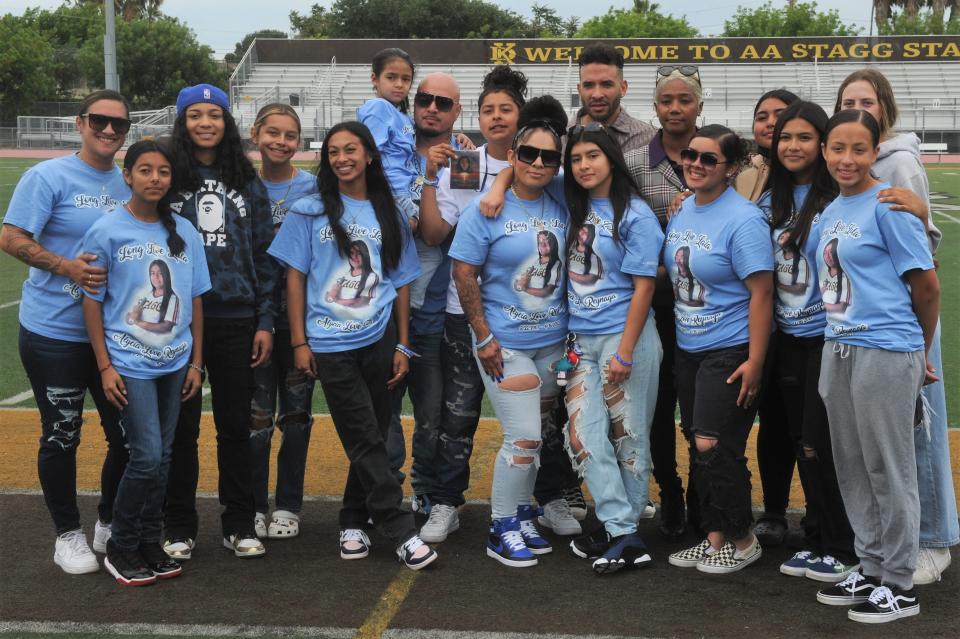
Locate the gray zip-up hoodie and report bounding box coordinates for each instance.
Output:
[873,132,942,254]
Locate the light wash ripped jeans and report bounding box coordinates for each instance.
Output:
[564,320,662,536]
[474,339,564,520]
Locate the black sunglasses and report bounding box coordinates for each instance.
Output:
[568,121,610,137]
[80,113,131,135]
[414,91,457,112]
[516,144,562,169]
[657,65,700,78]
[679,148,728,169]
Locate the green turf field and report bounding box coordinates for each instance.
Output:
[1,158,957,425]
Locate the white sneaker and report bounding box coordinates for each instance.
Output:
[254,512,268,539]
[913,547,952,585]
[92,520,111,554]
[222,533,266,558]
[419,504,460,543]
[54,529,99,575]
[537,498,582,536]
[640,501,656,520]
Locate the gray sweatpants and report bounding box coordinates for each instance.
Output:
[818,342,924,589]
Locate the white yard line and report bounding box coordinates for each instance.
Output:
[0,299,20,310]
[0,390,34,406]
[933,210,960,224]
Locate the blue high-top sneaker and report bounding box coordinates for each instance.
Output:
[516,505,553,555]
[487,516,538,567]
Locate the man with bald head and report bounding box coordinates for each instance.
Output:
[385,72,474,517]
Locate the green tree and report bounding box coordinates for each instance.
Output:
[76,0,164,21]
[878,7,960,34]
[20,3,103,99]
[0,15,57,123]
[78,16,225,109]
[225,29,288,64]
[290,3,332,38]
[576,7,699,38]
[721,1,861,37]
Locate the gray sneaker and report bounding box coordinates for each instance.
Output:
[419,504,459,543]
[537,498,582,536]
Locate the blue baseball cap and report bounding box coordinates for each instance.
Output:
[176,84,230,115]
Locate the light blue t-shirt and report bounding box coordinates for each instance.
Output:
[267,193,421,353]
[357,98,418,201]
[262,169,319,330]
[4,154,129,342]
[449,190,569,350]
[663,186,774,353]
[568,196,664,335]
[815,182,933,352]
[82,209,211,379]
[758,184,828,337]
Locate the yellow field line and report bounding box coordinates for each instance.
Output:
[353,570,419,639]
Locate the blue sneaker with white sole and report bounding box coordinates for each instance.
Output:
[516,505,552,555]
[592,532,652,575]
[806,555,859,583]
[780,550,820,577]
[487,516,538,568]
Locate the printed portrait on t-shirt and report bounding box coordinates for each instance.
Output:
[672,245,705,308]
[568,224,605,291]
[325,239,380,310]
[774,229,812,308]
[514,229,563,307]
[820,238,852,317]
[125,259,180,345]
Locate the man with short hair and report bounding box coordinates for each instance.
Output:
[577,43,656,153]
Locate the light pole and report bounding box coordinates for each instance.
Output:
[104,0,119,90]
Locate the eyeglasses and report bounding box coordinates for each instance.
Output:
[515,144,562,169]
[568,121,610,137]
[80,113,132,135]
[414,91,457,112]
[679,148,727,169]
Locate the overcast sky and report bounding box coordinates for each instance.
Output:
[2,0,878,58]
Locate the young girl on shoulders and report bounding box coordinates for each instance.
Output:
[82,140,210,586]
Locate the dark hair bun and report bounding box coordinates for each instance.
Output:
[482,65,528,97]
[518,95,568,138]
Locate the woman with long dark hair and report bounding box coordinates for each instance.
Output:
[163,84,278,560]
[664,124,774,575]
[561,122,664,574]
[813,109,939,623]
[269,120,436,570]
[82,140,209,586]
[0,89,132,575]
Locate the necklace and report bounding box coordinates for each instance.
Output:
[260,167,296,209]
[510,184,546,227]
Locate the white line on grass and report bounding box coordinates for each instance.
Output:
[933,210,960,224]
[0,299,20,310]
[0,621,354,638]
[0,390,34,406]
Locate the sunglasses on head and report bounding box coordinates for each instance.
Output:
[679,148,727,169]
[516,144,562,169]
[656,65,702,87]
[414,91,457,112]
[80,113,131,135]
[568,121,610,137]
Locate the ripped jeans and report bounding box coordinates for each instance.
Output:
[476,340,564,520]
[18,326,127,535]
[250,330,316,515]
[564,324,662,536]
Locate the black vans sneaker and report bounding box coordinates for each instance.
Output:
[817,570,880,606]
[570,526,611,559]
[848,585,919,623]
[104,539,156,587]
[139,542,182,579]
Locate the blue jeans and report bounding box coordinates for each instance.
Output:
[111,368,187,550]
[476,340,564,520]
[916,321,959,548]
[564,324,662,536]
[250,330,315,514]
[18,326,127,535]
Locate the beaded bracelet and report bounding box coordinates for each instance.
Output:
[475,333,495,349]
[187,363,204,373]
[395,344,420,359]
[613,353,633,367]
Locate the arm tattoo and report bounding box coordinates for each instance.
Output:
[4,230,63,273]
[453,261,489,337]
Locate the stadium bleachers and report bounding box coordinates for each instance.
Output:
[230,52,960,148]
